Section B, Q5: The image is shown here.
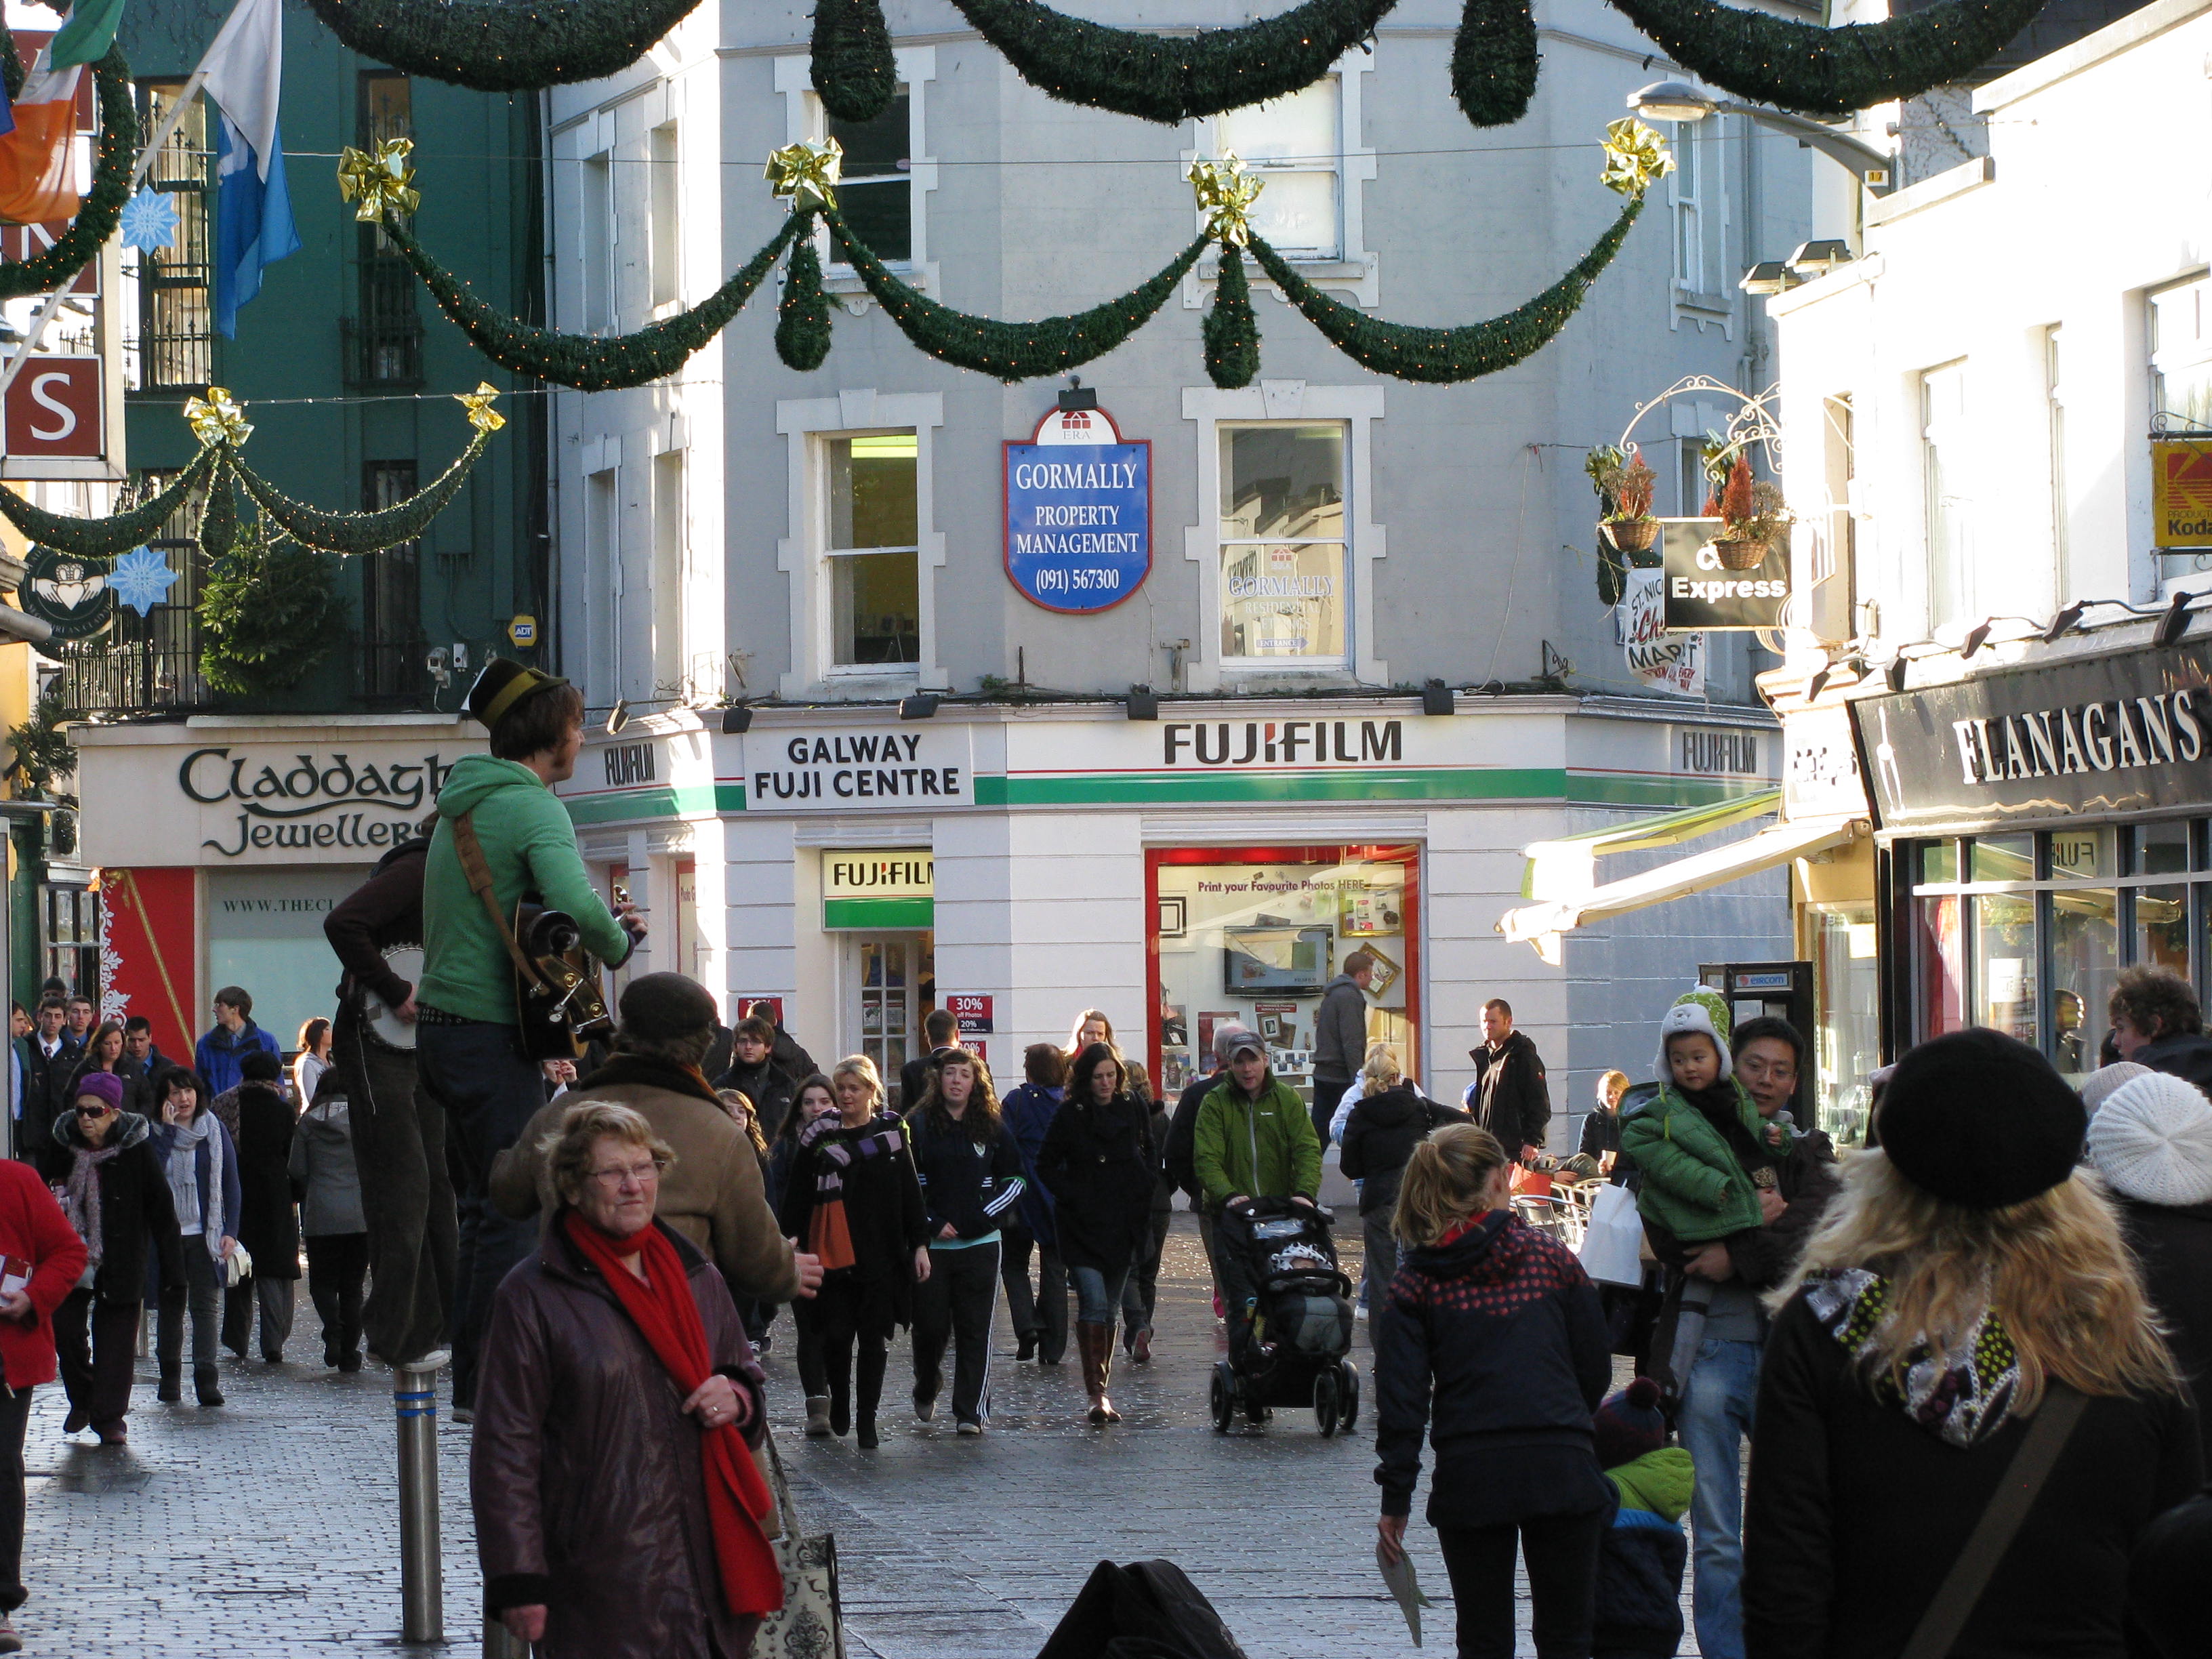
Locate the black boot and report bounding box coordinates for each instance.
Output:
[829,1368,852,1438]
[1015,1332,1038,1362]
[856,1343,887,1448]
[194,1366,224,1408]
[157,1362,182,1404]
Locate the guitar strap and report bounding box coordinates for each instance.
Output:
[448,811,549,1001]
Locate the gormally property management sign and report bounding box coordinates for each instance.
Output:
[1004,405,1150,613]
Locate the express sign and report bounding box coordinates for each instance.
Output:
[1004,405,1150,614]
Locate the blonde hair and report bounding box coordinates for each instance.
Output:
[1393,1124,1510,1247]
[543,1102,674,1207]
[1597,1069,1630,1107]
[832,1054,884,1112]
[1360,1043,1403,1094]
[1777,1151,2179,1407]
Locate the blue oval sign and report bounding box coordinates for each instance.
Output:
[1004,406,1150,613]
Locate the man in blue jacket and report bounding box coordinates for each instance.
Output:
[194,988,282,1097]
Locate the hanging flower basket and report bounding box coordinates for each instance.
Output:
[1711,537,1765,570]
[1600,518,1658,554]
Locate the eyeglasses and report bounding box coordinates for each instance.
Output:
[586,1160,664,1189]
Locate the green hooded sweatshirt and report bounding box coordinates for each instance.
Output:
[417,755,634,1024]
[1192,1073,1323,1212]
[1607,1446,1694,1521]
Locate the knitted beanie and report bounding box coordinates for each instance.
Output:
[2087,1071,2212,1208]
[2078,1061,2152,1122]
[239,1048,282,1084]
[1593,1377,1667,1469]
[617,972,719,1042]
[73,1070,123,1109]
[1878,1029,2084,1210]
[1652,987,1734,1085]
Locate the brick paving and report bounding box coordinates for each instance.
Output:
[12,1204,1702,1657]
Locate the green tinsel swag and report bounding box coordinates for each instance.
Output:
[822,211,1208,382]
[198,464,241,562]
[299,0,702,92]
[1244,195,1643,383]
[777,236,834,372]
[1453,0,1539,127]
[1204,251,1262,390]
[813,0,897,123]
[383,211,803,390]
[199,514,342,699]
[232,430,494,555]
[1605,0,2047,118]
[0,41,137,301]
[945,0,1397,123]
[0,449,217,558]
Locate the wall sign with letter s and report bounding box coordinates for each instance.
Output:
[2,356,103,462]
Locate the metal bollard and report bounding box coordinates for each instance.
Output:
[483,1618,529,1659]
[394,1359,445,1644]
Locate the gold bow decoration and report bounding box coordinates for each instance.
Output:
[455,382,506,433]
[184,387,251,449]
[1601,119,1675,199]
[765,138,842,211]
[337,136,422,222]
[1188,153,1263,247]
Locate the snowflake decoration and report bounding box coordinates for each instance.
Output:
[119,187,180,252]
[109,546,179,616]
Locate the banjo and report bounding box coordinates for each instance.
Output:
[357,945,426,1051]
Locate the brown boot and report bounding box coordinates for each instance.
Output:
[1077,1320,1120,1424]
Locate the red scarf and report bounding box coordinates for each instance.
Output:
[562,1212,783,1618]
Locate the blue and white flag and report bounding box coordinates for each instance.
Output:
[198,0,298,337]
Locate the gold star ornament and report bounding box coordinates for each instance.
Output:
[337,136,422,222]
[455,382,506,434]
[765,138,842,211]
[1601,119,1675,199]
[184,388,251,449]
[1189,154,1264,247]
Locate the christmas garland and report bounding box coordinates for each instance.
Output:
[198,510,342,698]
[776,232,834,371]
[0,45,139,302]
[1244,194,1644,382]
[381,211,804,390]
[1453,0,1539,127]
[943,0,1398,123]
[1605,0,2048,118]
[821,209,1209,382]
[813,0,897,123]
[0,448,218,558]
[298,0,702,93]
[1205,252,1261,390]
[231,430,495,555]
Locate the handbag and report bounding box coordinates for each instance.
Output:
[1576,1183,1646,1287]
[752,1434,846,1659]
[224,1242,253,1289]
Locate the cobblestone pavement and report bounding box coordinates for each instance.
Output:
[14,1204,1702,1658]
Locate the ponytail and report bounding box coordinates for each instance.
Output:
[1393,1123,1509,1246]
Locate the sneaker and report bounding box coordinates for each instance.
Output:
[0,1611,22,1652]
[956,1418,983,1437]
[1354,1305,1370,1322]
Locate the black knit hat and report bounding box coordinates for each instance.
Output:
[1877,1028,2085,1210]
[617,973,718,1042]
[1593,1377,1667,1469]
[466,658,567,731]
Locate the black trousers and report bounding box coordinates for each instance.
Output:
[1311,1073,1352,1148]
[795,1277,888,1419]
[0,1383,30,1612]
[1436,1508,1606,1659]
[54,1292,138,1429]
[912,1241,1000,1425]
[999,1222,1068,1362]
[337,1005,457,1368]
[305,1231,370,1363]
[1120,1207,1170,1336]
[158,1240,224,1370]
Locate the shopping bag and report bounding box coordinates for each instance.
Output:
[224,1242,253,1289]
[752,1434,846,1659]
[1576,1183,1645,1287]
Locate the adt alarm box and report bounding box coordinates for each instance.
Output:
[1700,960,1816,1125]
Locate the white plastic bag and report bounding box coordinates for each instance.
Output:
[1576,1183,1645,1287]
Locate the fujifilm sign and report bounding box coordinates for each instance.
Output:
[1162,719,1403,767]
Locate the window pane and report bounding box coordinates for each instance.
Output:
[2050,888,2117,1084]
[1919,841,1958,885]
[1971,893,2036,1048]
[1924,362,1971,626]
[1917,893,1964,1038]
[830,92,909,178]
[2138,884,2189,981]
[1971,834,2032,884]
[1812,907,1879,1149]
[2137,819,2191,876]
[2047,826,2114,880]
[2152,276,2211,432]
[1218,80,1338,163]
[1221,542,1345,660]
[836,177,911,263]
[833,550,919,665]
[1242,170,1338,258]
[828,92,909,260]
[1222,425,1345,537]
[827,433,918,550]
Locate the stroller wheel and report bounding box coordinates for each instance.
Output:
[1338,1361,1361,1433]
[1314,1368,1340,1437]
[1209,1362,1236,1434]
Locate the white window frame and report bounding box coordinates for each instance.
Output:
[775,389,947,696]
[775,47,939,296]
[1184,53,1377,309]
[1668,116,1734,331]
[2151,272,2212,435]
[1922,359,1972,630]
[1182,380,1387,690]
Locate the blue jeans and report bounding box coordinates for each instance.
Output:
[1678,1336,1760,1659]
[416,1019,546,1408]
[1069,1263,1130,1326]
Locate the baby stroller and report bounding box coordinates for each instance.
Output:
[1208,1199,1361,1436]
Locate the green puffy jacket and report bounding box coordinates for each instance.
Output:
[1618,1080,1776,1244]
[1192,1075,1322,1212]
[417,755,634,1023]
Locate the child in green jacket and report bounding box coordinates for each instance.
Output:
[1618,989,1787,1244]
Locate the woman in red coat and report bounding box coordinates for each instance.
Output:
[0,1158,87,1652]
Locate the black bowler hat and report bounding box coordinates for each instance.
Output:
[619,974,718,1042]
[467,658,567,731]
[1876,1029,2085,1210]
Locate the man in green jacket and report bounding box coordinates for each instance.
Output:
[417,659,641,1410]
[1193,1025,1323,1366]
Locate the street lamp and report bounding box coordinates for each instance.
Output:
[1626,81,1893,194]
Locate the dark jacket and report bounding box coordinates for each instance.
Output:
[1143,1099,1172,1216]
[49,1111,184,1303]
[63,1054,152,1123]
[234,1081,300,1279]
[20,1033,80,1164]
[289,1094,367,1237]
[2118,1195,2212,1452]
[471,1216,766,1659]
[1000,1082,1063,1247]
[899,1046,958,1117]
[1164,1071,1220,1204]
[195,1020,282,1099]
[776,1115,928,1332]
[1374,1212,1613,1528]
[905,1109,1026,1245]
[1596,1496,1689,1659]
[710,1055,797,1145]
[1743,1286,2201,1659]
[1037,1092,1158,1274]
[1466,1030,1551,1157]
[769,1025,815,1084]
[1339,1084,1470,1216]
[324,837,428,1008]
[2133,1029,2212,1094]
[1313,972,1368,1080]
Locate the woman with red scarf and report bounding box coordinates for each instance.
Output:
[472,1101,781,1656]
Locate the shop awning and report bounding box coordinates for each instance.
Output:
[1517,789,1783,905]
[1498,807,1864,966]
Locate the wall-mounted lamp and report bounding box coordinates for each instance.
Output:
[605,699,630,735]
[1126,685,1160,721]
[1959,620,1992,659]
[899,693,941,720]
[1886,657,1910,692]
[1421,679,1456,716]
[720,705,753,735]
[2043,601,2087,642]
[1738,261,1802,298]
[2155,590,2195,648]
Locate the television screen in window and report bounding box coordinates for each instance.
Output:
[1222,926,1332,996]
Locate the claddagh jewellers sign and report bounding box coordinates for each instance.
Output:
[1849,639,2212,834]
[180,747,456,857]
